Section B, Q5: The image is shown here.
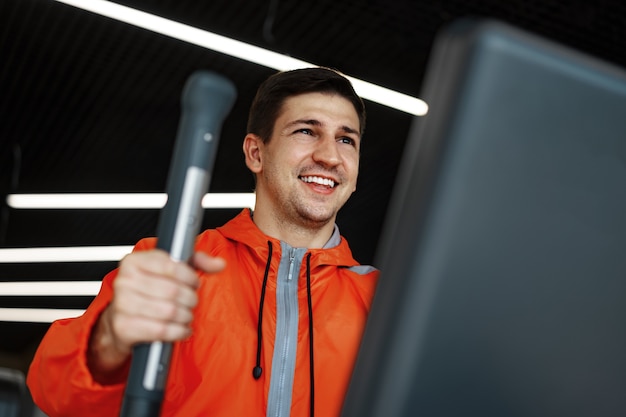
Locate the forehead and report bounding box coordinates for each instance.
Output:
[275,92,360,131]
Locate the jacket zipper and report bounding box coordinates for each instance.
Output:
[275,248,296,415]
[278,248,296,410]
[267,245,303,417]
[287,249,296,280]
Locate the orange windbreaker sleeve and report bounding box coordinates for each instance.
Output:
[27,238,158,417]
[26,268,126,416]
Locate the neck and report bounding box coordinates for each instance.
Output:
[251,205,336,249]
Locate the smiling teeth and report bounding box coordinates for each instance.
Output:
[301,176,336,188]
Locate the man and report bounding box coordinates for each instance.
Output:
[27,67,379,417]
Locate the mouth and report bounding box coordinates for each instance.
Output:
[299,175,337,189]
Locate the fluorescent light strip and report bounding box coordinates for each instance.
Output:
[0,281,101,296]
[0,246,133,263]
[8,193,166,209]
[52,0,428,116]
[7,193,256,209]
[0,308,84,323]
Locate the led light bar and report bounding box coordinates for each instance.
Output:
[0,281,101,296]
[52,0,428,116]
[0,308,84,323]
[7,193,166,209]
[6,193,256,209]
[0,246,133,263]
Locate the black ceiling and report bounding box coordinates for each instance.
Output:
[1,0,625,370]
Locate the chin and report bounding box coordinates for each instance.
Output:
[297,207,336,225]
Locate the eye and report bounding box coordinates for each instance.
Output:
[294,128,314,135]
[338,136,357,147]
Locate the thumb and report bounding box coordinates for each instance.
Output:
[190,252,226,274]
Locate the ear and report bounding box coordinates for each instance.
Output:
[243,133,263,174]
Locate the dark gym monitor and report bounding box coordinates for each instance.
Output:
[343,19,626,417]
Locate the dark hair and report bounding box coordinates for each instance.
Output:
[247,67,366,142]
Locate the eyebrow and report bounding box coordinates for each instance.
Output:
[285,119,360,136]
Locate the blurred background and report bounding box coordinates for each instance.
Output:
[1,0,625,377]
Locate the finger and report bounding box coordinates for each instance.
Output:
[114,273,198,309]
[111,276,197,320]
[120,250,200,288]
[191,252,226,274]
[113,292,194,323]
[113,314,192,345]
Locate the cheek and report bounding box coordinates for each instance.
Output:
[278,146,308,166]
[344,153,360,177]
[343,158,359,193]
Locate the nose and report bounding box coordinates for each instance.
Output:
[312,135,341,167]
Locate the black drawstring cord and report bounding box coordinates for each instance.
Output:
[253,240,273,379]
[306,253,315,417]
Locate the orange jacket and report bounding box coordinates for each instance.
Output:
[28,209,379,417]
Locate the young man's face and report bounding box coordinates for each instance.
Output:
[252,92,361,228]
